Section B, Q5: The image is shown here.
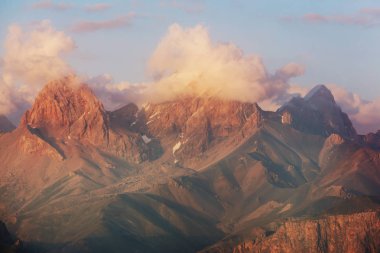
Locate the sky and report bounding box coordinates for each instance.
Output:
[0,0,380,133]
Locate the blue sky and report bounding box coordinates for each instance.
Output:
[1,0,379,99]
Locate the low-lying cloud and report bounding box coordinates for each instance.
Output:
[87,74,146,110]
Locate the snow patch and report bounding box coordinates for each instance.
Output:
[149,110,160,119]
[142,103,151,110]
[142,135,151,144]
[172,141,182,154]
[279,203,293,213]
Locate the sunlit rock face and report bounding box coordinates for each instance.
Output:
[230,211,380,253]
[21,75,109,145]
[19,75,155,163]
[281,111,292,125]
[140,97,262,163]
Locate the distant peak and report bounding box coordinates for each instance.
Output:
[304,84,335,102]
[0,115,16,132]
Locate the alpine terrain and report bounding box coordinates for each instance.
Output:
[0,76,379,253]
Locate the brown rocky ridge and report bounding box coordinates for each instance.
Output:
[228,211,380,253]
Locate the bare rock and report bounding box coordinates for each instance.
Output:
[232,211,380,253]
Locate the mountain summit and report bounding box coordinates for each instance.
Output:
[304,84,335,102]
[278,84,357,139]
[21,75,109,145]
[16,75,158,164]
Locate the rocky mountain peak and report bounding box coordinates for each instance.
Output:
[21,75,109,145]
[304,84,335,104]
[278,85,357,139]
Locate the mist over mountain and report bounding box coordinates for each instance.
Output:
[0,76,379,253]
[0,115,15,133]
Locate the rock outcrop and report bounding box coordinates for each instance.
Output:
[231,211,380,253]
[318,133,345,168]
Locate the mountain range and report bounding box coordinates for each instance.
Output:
[0,75,379,253]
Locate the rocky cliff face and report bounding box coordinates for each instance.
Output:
[139,97,262,163]
[230,211,380,253]
[278,85,357,140]
[18,75,154,163]
[21,75,109,145]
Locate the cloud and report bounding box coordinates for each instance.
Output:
[71,14,135,33]
[32,0,73,11]
[84,3,111,12]
[86,74,147,110]
[327,84,380,134]
[283,8,380,27]
[145,24,304,109]
[0,20,74,119]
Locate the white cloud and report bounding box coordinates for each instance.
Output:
[86,74,147,110]
[145,23,304,107]
[328,84,380,134]
[0,20,75,116]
